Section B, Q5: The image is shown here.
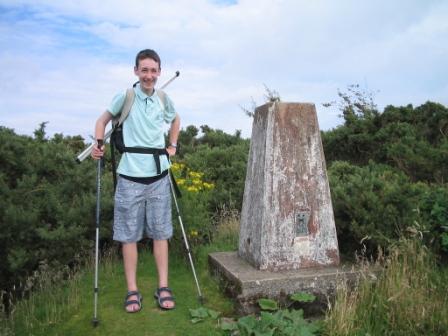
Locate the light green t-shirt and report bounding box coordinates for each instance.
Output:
[108,84,176,177]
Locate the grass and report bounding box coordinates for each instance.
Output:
[3,247,235,336]
[323,238,448,336]
[1,213,240,336]
[3,213,448,336]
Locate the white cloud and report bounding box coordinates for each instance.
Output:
[0,0,447,141]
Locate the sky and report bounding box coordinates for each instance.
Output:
[0,0,447,141]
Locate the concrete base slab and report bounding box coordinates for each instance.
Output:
[209,251,369,316]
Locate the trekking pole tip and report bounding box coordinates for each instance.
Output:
[92,318,100,327]
[175,70,180,77]
[199,295,206,305]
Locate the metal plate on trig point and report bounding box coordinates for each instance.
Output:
[296,210,310,236]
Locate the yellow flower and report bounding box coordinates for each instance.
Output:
[192,178,202,186]
[189,171,204,179]
[170,162,185,174]
[187,186,199,192]
[170,162,214,193]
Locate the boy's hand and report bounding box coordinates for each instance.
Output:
[91,140,105,160]
[166,145,176,157]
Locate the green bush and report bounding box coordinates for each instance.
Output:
[183,143,249,211]
[416,186,448,257]
[328,161,427,255]
[323,101,448,183]
[323,97,448,258]
[0,126,114,295]
[175,125,249,211]
[169,162,215,254]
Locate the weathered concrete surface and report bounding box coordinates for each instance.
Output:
[238,102,339,271]
[209,251,365,315]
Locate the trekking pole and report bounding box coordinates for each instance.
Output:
[168,170,204,304]
[75,71,181,163]
[92,139,103,327]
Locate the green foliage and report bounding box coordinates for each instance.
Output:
[323,89,448,258]
[189,306,220,324]
[170,162,215,254]
[225,307,322,336]
[323,100,448,183]
[0,126,114,296]
[0,123,247,300]
[328,159,448,257]
[328,161,425,254]
[176,126,250,211]
[221,294,322,336]
[442,231,448,252]
[258,299,278,311]
[1,260,84,335]
[290,293,316,303]
[168,125,249,257]
[3,248,234,336]
[324,238,448,335]
[415,186,448,255]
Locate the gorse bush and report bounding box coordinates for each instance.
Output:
[328,160,429,256]
[323,94,448,259]
[323,99,448,183]
[0,125,114,300]
[175,125,250,211]
[170,162,215,253]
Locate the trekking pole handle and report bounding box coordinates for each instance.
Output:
[75,70,180,163]
[75,130,112,163]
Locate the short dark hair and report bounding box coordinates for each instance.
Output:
[135,49,161,69]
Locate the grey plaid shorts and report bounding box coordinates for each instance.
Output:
[113,175,172,243]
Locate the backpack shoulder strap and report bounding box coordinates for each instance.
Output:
[114,88,164,127]
[156,89,167,110]
[116,88,135,126]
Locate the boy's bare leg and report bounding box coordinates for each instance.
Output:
[153,239,175,309]
[123,242,140,312]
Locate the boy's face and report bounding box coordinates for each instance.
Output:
[134,58,161,94]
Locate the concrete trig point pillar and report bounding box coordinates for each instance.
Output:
[238,102,340,270]
[209,102,356,315]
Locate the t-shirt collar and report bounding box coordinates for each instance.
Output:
[135,83,156,101]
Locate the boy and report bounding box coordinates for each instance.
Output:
[91,49,180,311]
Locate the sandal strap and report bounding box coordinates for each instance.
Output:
[124,299,141,306]
[124,291,142,306]
[159,296,175,303]
[156,287,172,295]
[126,290,141,299]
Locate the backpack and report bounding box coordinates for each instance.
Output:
[109,84,180,197]
[110,86,167,153]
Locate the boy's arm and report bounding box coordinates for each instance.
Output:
[91,111,113,159]
[166,113,180,156]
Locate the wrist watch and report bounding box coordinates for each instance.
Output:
[169,143,177,148]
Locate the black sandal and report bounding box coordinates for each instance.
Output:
[124,290,143,313]
[154,287,175,310]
